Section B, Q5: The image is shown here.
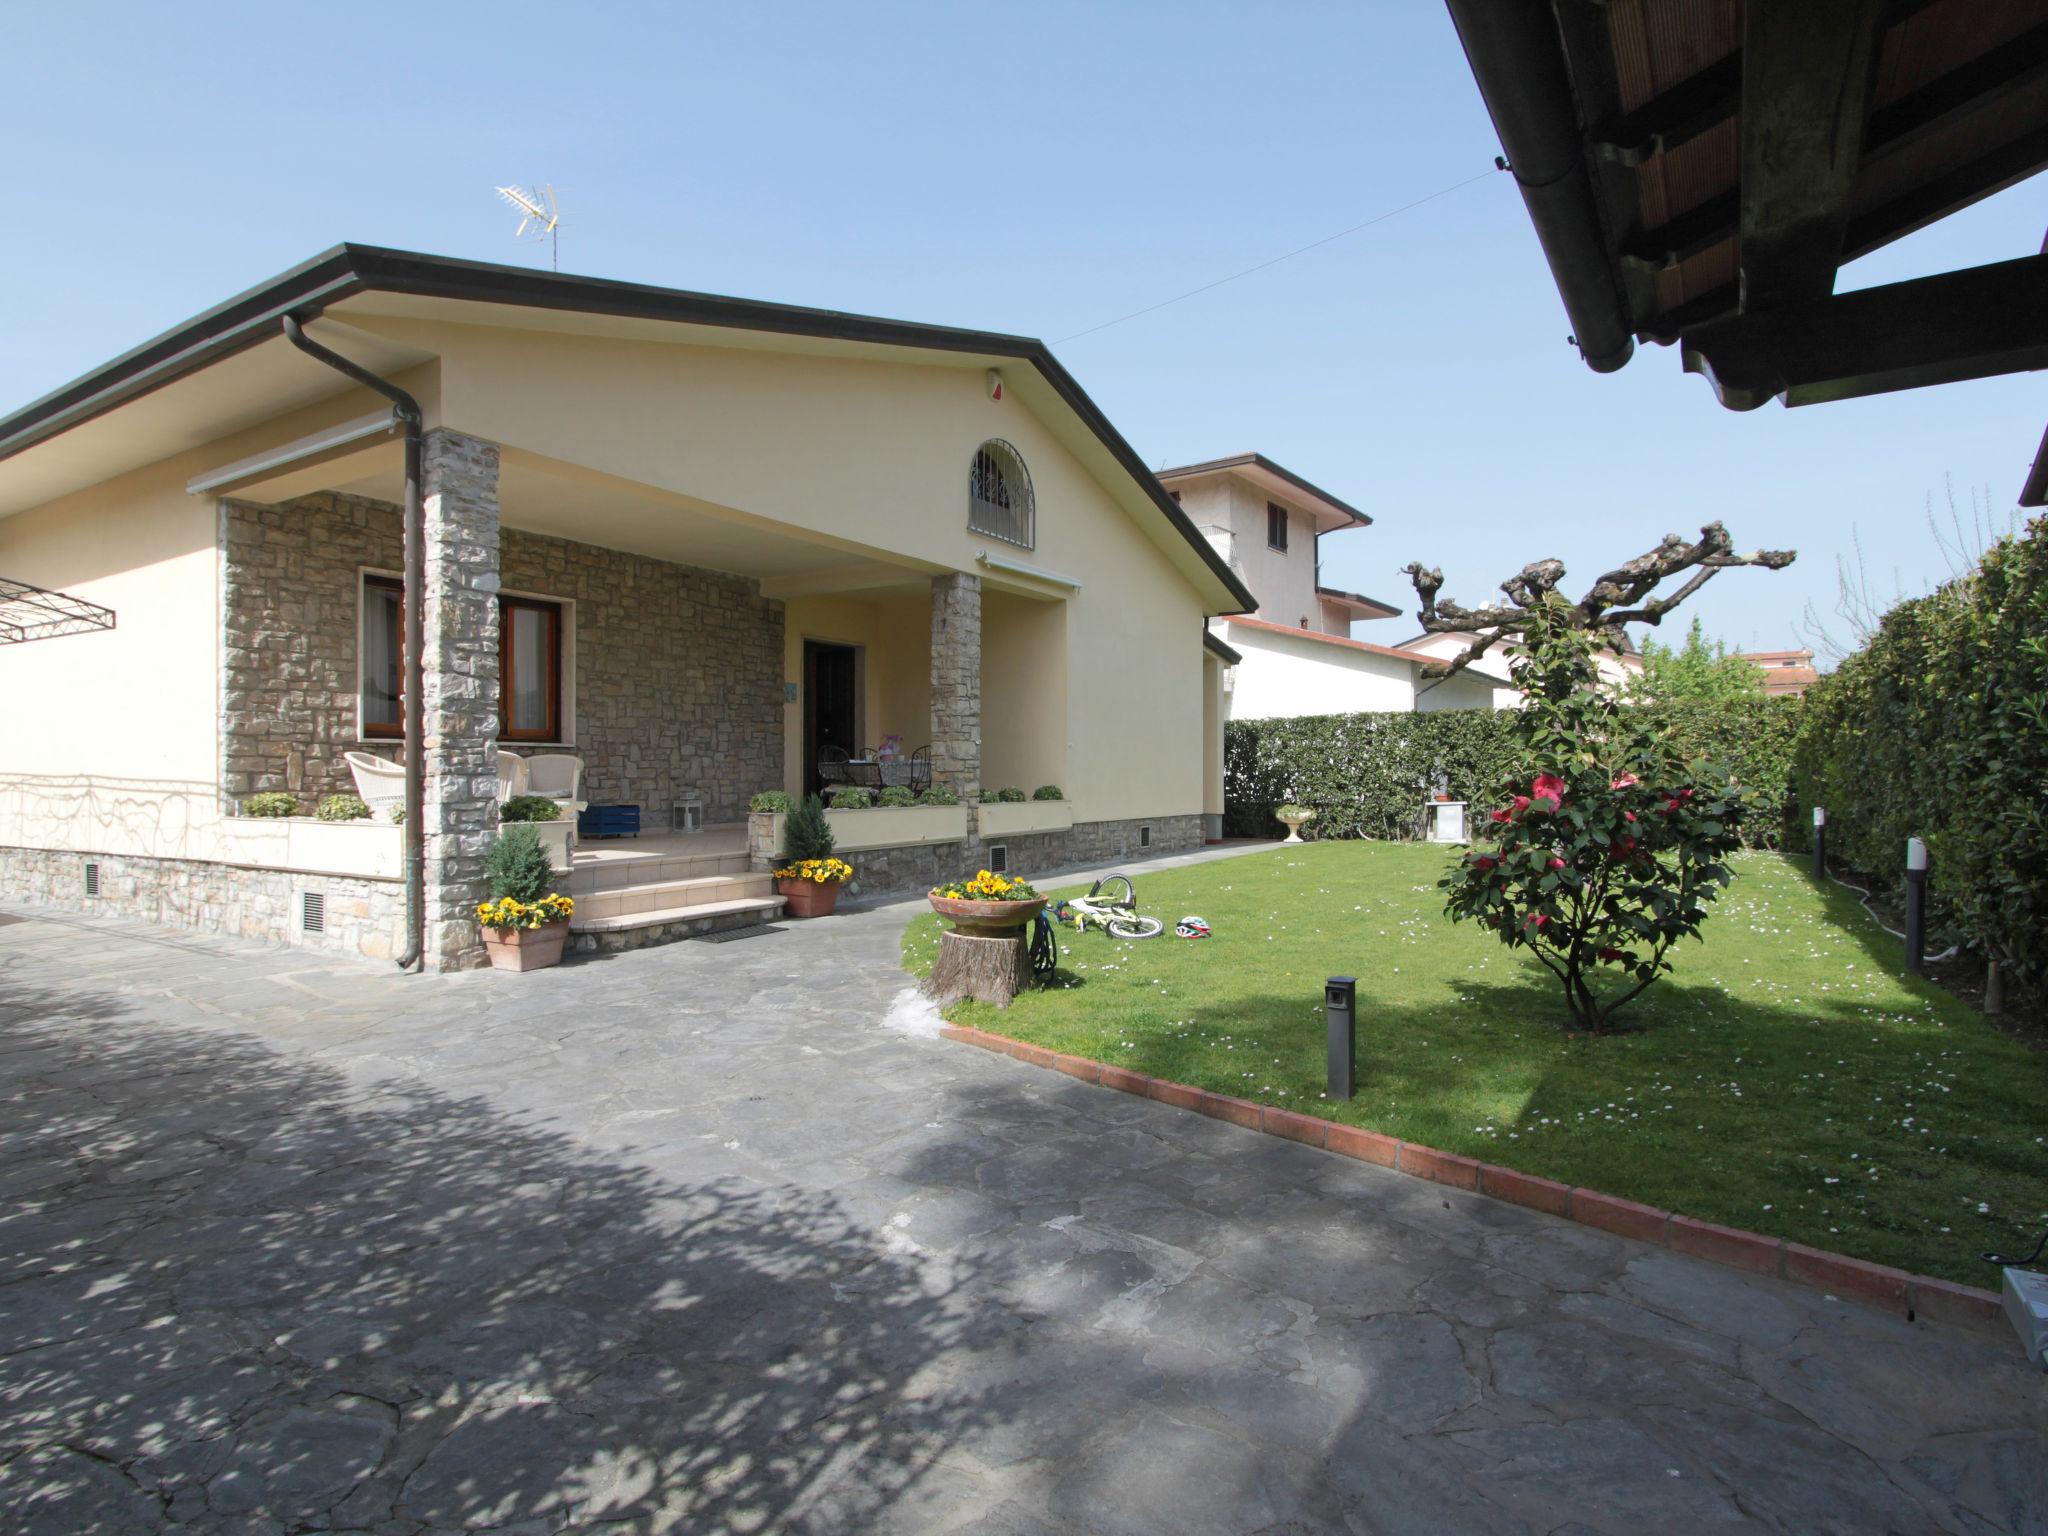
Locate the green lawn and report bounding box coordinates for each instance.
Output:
[902,842,2048,1285]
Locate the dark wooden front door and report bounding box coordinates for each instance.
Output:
[804,641,858,797]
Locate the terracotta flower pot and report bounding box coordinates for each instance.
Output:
[927,894,1048,937]
[777,876,844,918]
[480,918,569,972]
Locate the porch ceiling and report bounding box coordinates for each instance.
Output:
[303,440,940,588]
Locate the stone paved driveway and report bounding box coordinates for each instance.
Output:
[2,882,2044,1534]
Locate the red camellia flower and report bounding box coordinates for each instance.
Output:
[1512,794,1532,816]
[1490,807,1512,825]
[1613,836,1637,858]
[1597,946,1625,962]
[1610,772,1639,790]
[1528,912,1549,928]
[1624,810,1637,823]
[1531,772,1566,805]
[1547,857,1566,870]
[1472,855,1497,871]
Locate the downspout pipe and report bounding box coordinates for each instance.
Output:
[281,316,427,972]
[1443,0,1635,373]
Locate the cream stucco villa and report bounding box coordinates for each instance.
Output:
[0,246,1254,969]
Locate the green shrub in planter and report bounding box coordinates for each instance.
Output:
[749,790,794,814]
[498,794,561,823]
[917,786,959,806]
[982,786,1026,803]
[484,825,557,905]
[315,793,372,822]
[781,795,836,862]
[1031,784,1064,801]
[828,787,873,810]
[878,786,917,808]
[240,792,299,818]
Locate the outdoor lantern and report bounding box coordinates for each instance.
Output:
[1812,805,1828,880]
[676,794,704,835]
[1904,836,1929,972]
[1326,976,1357,1100]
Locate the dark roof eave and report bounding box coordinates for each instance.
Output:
[1154,451,1371,526]
[0,243,1257,614]
[1315,584,1401,617]
[1202,629,1242,666]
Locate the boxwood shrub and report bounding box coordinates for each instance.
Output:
[1226,699,1799,848]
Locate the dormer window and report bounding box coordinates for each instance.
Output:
[970,440,1034,549]
[1267,503,1288,552]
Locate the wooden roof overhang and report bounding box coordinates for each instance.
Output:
[1444,0,2048,502]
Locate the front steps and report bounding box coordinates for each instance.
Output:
[565,837,783,952]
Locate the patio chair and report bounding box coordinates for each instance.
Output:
[817,745,850,786]
[908,745,932,795]
[344,750,405,817]
[523,752,587,814]
[496,750,529,804]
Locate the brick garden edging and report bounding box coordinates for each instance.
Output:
[938,1024,2007,1335]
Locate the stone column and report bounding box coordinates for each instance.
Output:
[422,430,503,971]
[929,571,982,807]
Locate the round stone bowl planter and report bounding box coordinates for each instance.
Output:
[1276,808,1316,845]
[480,919,569,972]
[927,894,1048,936]
[777,876,845,919]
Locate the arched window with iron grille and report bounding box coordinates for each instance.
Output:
[969,440,1034,549]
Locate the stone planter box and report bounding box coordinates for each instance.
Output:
[504,818,574,871]
[977,800,1075,838]
[218,817,403,880]
[749,805,969,856]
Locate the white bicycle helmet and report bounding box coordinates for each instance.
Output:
[1175,915,1211,939]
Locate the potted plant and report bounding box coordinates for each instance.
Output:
[476,824,575,971]
[773,795,853,917]
[1276,803,1316,843]
[927,870,1047,935]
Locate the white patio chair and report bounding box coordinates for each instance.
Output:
[344,750,406,817]
[496,750,529,804]
[522,752,586,814]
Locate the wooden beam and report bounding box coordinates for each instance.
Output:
[1680,251,2048,409]
[1738,0,1887,310]
[1627,25,2048,271]
[1593,54,1742,166]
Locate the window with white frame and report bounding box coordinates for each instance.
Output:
[970,440,1034,548]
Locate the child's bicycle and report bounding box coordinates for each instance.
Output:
[1029,875,1163,981]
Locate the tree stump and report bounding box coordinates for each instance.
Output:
[923,929,1031,1008]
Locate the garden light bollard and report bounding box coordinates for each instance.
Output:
[1812,806,1827,881]
[1326,976,1357,1100]
[1904,836,1929,973]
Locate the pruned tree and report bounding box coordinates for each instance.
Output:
[1418,525,1796,1032]
[1403,522,1796,683]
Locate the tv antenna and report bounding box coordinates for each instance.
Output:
[495,183,561,270]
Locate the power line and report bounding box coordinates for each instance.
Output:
[1054,164,1504,346]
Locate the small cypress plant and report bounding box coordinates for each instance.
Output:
[781,794,836,862]
[484,825,558,905]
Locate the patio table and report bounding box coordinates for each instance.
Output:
[844,758,918,789]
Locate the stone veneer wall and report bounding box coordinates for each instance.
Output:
[499,529,782,826]
[0,847,404,961]
[218,494,784,827]
[220,492,402,805]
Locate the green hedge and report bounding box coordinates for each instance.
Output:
[1225,698,1801,847]
[1791,516,2048,988]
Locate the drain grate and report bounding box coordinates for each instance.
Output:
[694,923,782,944]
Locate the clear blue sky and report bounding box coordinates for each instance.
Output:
[6,1,2042,654]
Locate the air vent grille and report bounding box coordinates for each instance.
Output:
[1139,825,1152,849]
[301,891,325,933]
[83,862,99,897]
[987,844,1009,874]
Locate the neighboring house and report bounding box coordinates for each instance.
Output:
[0,245,1252,969]
[1734,648,1820,697]
[1155,453,1475,718]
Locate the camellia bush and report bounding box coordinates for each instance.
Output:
[1411,524,1791,1033]
[1443,602,1750,1032]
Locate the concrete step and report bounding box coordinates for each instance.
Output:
[569,896,786,948]
[570,873,777,926]
[567,850,753,896]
